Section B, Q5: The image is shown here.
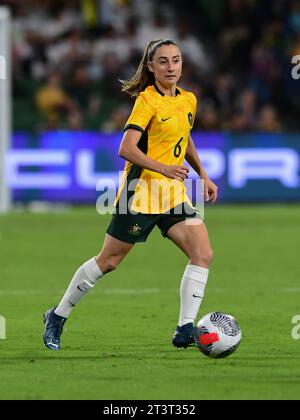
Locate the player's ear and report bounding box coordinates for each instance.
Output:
[147,61,154,73]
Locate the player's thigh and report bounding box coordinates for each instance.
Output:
[96,233,134,266]
[166,220,213,263]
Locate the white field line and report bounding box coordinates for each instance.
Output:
[0,287,230,296]
[0,288,161,296]
[3,287,298,296]
[281,288,300,293]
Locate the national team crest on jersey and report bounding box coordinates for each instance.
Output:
[128,224,142,236]
[188,112,193,126]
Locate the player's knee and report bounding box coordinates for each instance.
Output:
[96,255,120,273]
[191,247,213,268]
[204,248,214,266]
[104,255,126,272]
[103,257,119,273]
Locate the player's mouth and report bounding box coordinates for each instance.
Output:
[165,75,177,79]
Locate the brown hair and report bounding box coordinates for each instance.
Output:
[120,39,178,97]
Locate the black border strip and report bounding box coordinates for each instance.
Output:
[124,124,144,133]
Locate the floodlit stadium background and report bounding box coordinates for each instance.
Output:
[1,0,300,205]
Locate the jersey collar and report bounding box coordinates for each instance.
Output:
[154,84,181,97]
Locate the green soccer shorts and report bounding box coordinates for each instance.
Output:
[106,203,198,244]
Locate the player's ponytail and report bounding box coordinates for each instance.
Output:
[120,39,177,97]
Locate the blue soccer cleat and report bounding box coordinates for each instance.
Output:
[43,307,67,351]
[172,323,197,349]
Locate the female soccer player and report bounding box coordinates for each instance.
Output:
[43,39,218,351]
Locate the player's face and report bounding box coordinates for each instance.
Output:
[149,44,182,88]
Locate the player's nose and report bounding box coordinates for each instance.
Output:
[167,63,175,72]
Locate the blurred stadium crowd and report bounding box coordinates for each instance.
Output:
[5,0,300,132]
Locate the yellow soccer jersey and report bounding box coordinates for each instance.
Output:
[115,84,197,214]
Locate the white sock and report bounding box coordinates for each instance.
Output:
[178,264,209,327]
[55,257,104,318]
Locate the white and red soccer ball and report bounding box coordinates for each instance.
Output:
[195,312,242,358]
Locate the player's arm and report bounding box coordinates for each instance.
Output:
[119,129,188,181]
[185,134,208,179]
[185,135,218,203]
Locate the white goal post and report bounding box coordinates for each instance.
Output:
[0,6,11,213]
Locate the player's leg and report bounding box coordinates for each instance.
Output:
[167,220,213,347]
[96,233,135,273]
[43,234,133,350]
[167,220,213,267]
[54,233,134,318]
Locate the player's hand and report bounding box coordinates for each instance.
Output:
[204,177,218,204]
[161,165,189,181]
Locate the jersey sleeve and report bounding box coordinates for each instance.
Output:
[124,92,155,133]
[190,93,197,127]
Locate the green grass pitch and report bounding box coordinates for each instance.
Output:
[0,205,300,400]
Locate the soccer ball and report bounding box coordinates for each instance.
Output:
[195,312,241,359]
